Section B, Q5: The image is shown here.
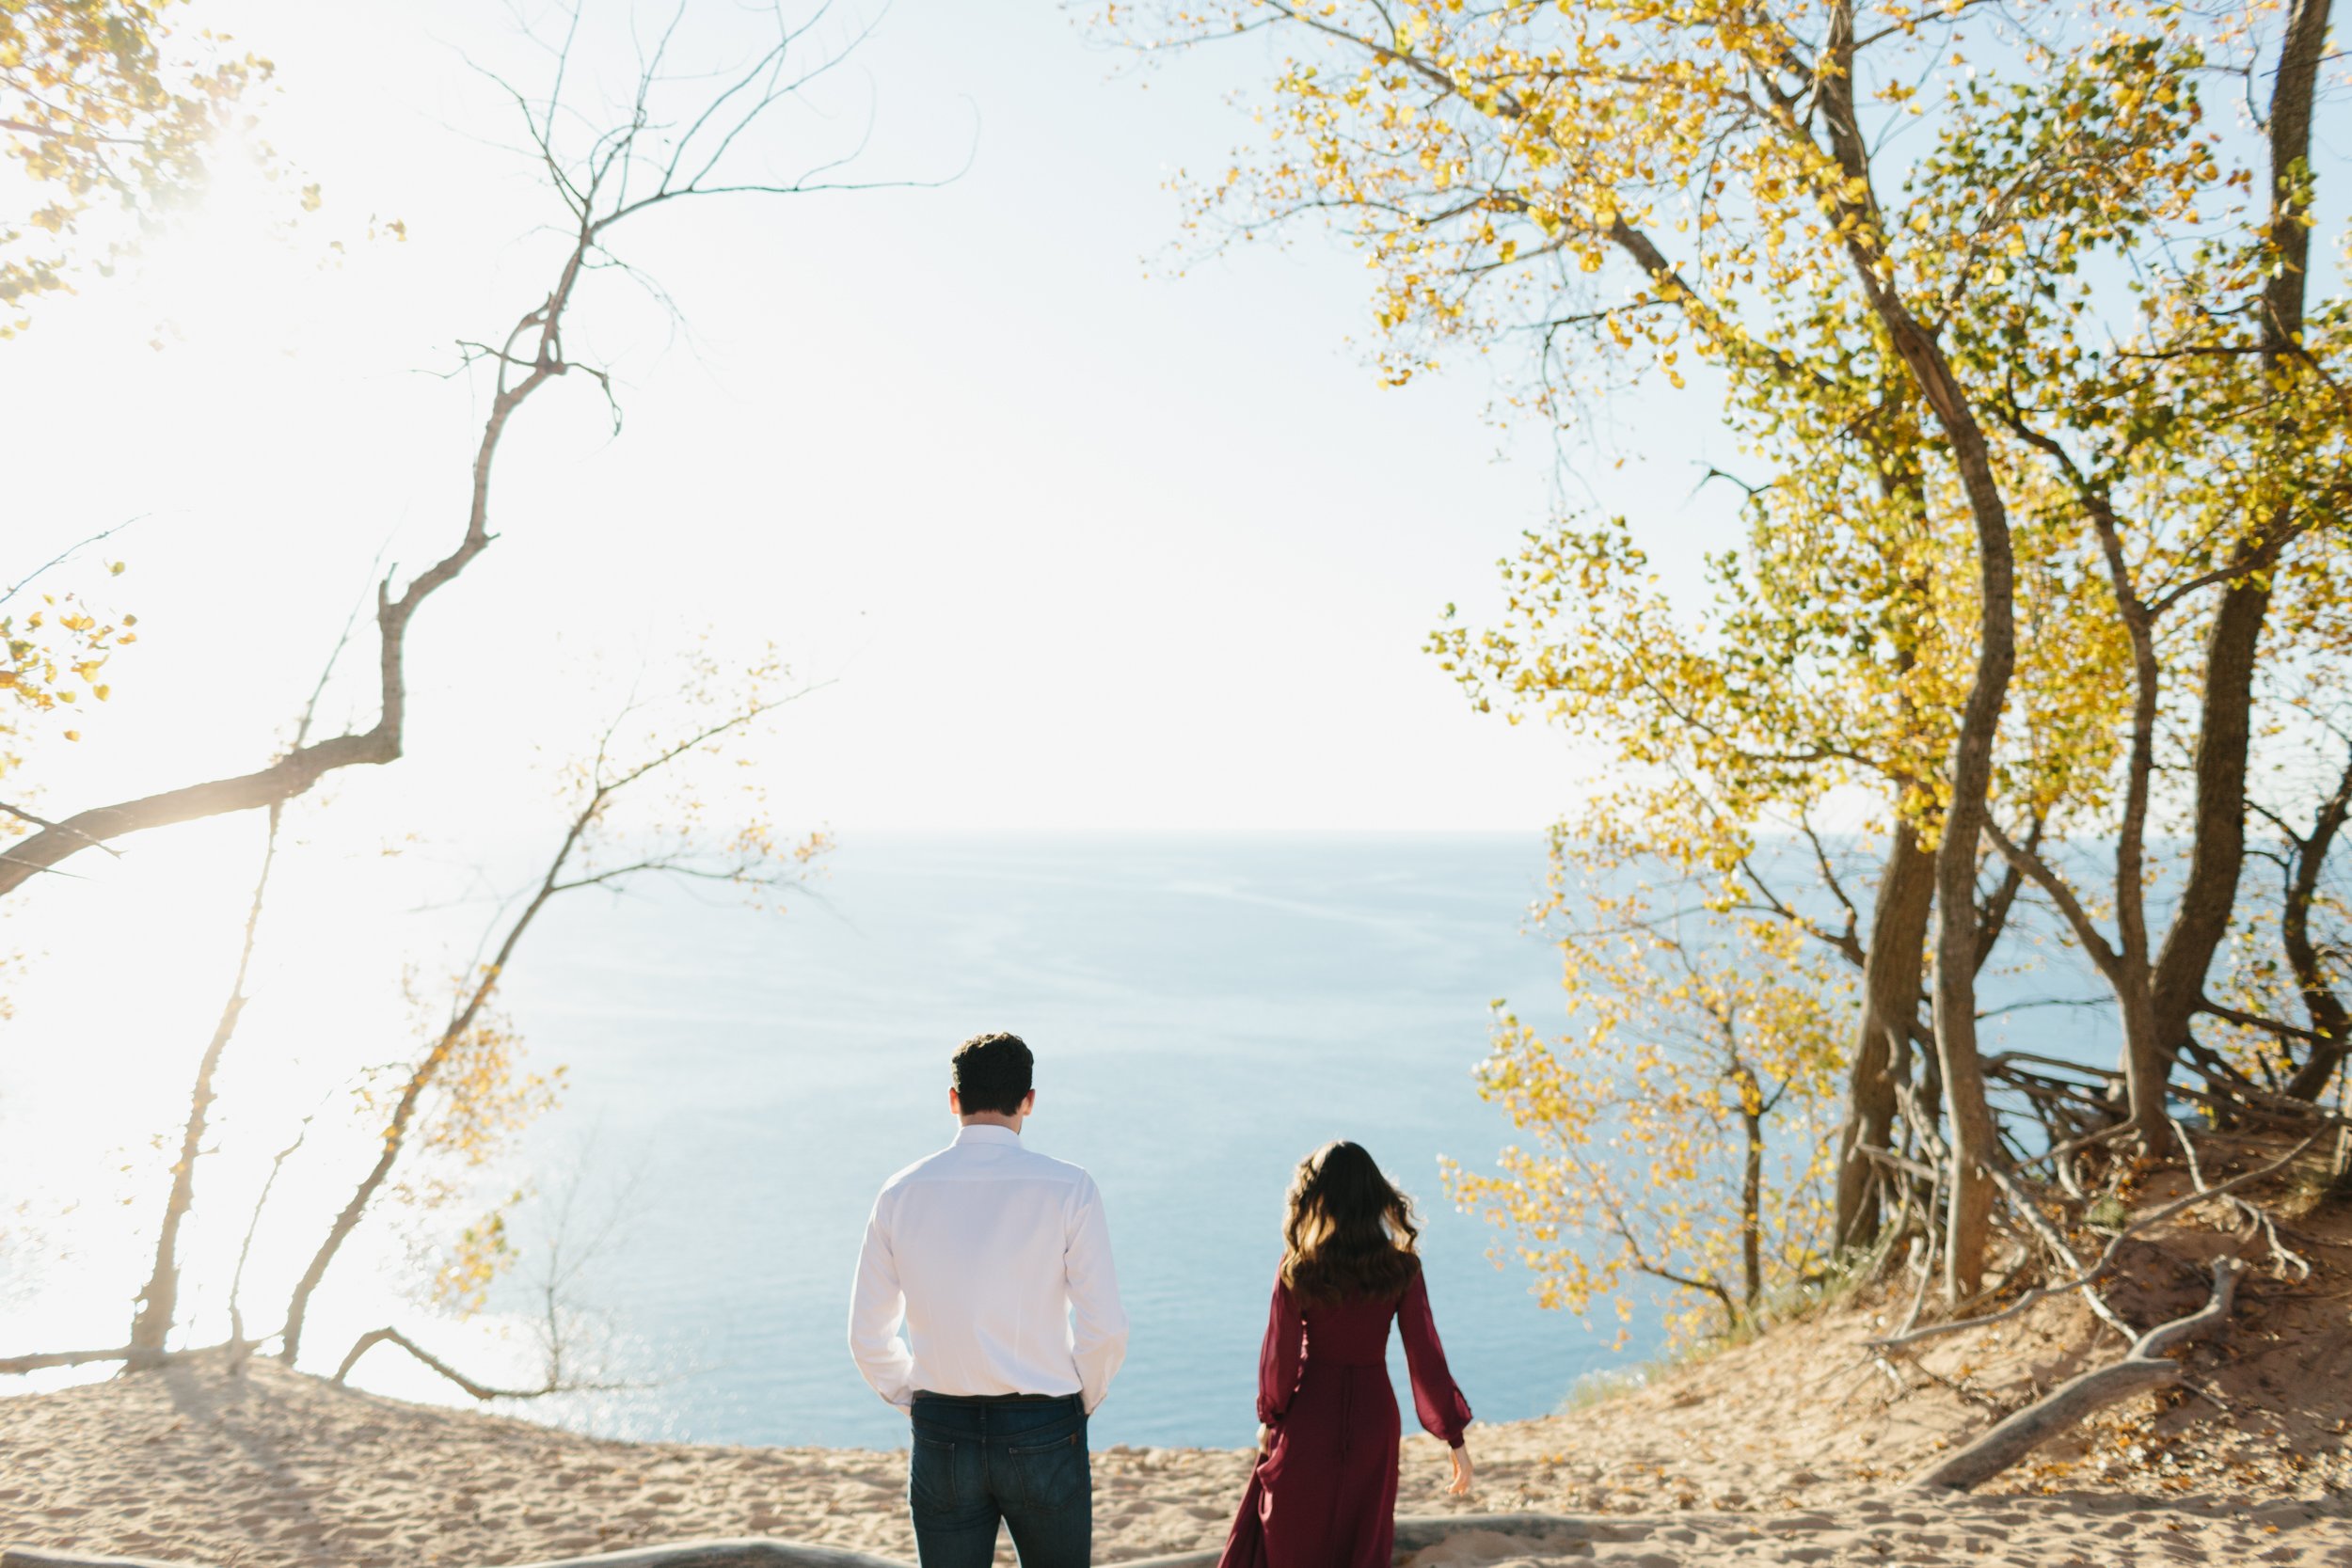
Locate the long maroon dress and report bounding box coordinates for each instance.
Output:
[1216,1265,1472,1568]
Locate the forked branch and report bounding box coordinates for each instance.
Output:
[0,5,901,899]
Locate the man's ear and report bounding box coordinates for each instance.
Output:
[1021,1090,1037,1116]
[949,1087,962,1116]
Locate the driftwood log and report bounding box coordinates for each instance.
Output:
[0,1515,1592,1568]
[1910,1256,2244,1493]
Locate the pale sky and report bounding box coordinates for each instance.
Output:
[5,0,1747,846]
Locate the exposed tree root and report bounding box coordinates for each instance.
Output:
[1909,1257,2244,1493]
[0,1337,270,1378]
[1867,1132,2318,1353]
[0,1348,132,1376]
[330,1327,562,1402]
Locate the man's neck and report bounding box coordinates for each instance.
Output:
[959,1114,1024,1134]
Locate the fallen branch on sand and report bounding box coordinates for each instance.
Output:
[331,1326,563,1402]
[0,1515,1595,1568]
[1909,1257,2244,1493]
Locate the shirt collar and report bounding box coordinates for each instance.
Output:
[954,1123,1023,1148]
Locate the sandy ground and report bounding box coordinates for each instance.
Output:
[0,1328,2345,1568]
[7,1164,2352,1568]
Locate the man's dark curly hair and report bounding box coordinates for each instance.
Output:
[952,1031,1034,1117]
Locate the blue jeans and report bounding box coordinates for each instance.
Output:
[907,1392,1091,1568]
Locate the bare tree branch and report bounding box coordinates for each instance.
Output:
[0,5,904,898]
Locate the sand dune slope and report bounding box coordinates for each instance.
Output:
[1,1351,2347,1567]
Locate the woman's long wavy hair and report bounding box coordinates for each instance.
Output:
[1279,1141,1422,1307]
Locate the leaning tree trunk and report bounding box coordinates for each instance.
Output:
[1739,1090,1765,1310]
[1835,819,1936,1246]
[2084,476,2171,1147]
[280,802,589,1365]
[127,997,245,1367]
[1915,360,2017,1302]
[281,974,497,1367]
[1930,509,2016,1304]
[128,811,283,1367]
[2148,0,2332,1067]
[1803,0,2017,1302]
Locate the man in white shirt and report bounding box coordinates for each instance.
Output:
[849,1031,1128,1568]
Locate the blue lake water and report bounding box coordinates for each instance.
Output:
[480,832,1635,1449]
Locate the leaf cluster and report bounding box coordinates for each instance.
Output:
[0,0,273,331]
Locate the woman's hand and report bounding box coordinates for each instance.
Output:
[1255,1423,1273,1457]
[1447,1442,1474,1497]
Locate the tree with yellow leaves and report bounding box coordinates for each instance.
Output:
[1952,13,2348,1149]
[1,0,273,333]
[1118,0,2344,1306]
[1448,842,1850,1344]
[0,536,133,799]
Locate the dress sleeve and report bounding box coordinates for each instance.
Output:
[1398,1269,1472,1447]
[1255,1273,1307,1425]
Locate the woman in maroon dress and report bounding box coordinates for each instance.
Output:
[1217,1141,1474,1568]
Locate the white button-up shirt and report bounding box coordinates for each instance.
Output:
[848,1124,1129,1413]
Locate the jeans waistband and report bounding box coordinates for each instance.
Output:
[912,1390,1082,1407]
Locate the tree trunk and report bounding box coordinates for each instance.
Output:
[1933,855,2007,1301]
[2115,978,2169,1142]
[2282,752,2352,1101]
[128,812,282,1367]
[2151,577,2269,1060]
[280,1003,475,1367]
[1739,1088,1765,1309]
[2148,0,2332,1064]
[126,996,242,1367]
[1803,0,2016,1301]
[1835,820,1936,1246]
[280,803,593,1365]
[1927,388,2017,1302]
[2087,481,2169,1145]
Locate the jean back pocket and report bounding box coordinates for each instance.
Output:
[1001,1422,1088,1513]
[910,1433,964,1518]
